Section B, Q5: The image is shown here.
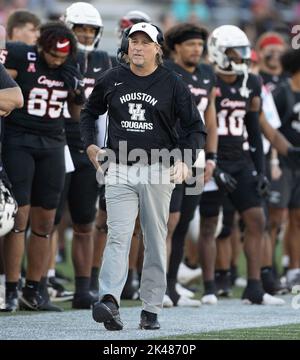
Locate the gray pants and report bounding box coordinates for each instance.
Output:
[99,163,174,314]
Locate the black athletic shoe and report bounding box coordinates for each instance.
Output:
[261,269,289,295]
[19,290,63,311]
[139,310,160,330]
[215,271,232,297]
[1,291,18,312]
[39,301,63,312]
[92,296,123,331]
[19,290,44,311]
[72,292,98,309]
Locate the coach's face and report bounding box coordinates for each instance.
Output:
[128,32,159,68]
[175,38,204,67]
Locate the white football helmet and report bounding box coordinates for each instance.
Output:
[208,25,251,74]
[208,25,252,97]
[0,180,17,237]
[117,10,151,39]
[63,2,103,52]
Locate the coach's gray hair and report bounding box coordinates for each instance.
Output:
[155,47,163,65]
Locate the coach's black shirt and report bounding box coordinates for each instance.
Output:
[80,64,206,164]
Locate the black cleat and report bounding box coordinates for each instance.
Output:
[39,301,63,312]
[215,271,232,297]
[19,290,44,311]
[139,310,160,330]
[1,291,18,312]
[48,277,74,302]
[72,292,98,309]
[92,296,123,331]
[261,269,289,295]
[19,290,63,311]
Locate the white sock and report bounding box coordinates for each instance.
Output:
[287,268,300,282]
[282,255,290,268]
[0,274,5,285]
[47,269,55,278]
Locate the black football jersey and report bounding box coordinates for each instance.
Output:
[259,71,287,92]
[64,50,111,150]
[215,73,261,160]
[1,42,75,147]
[273,82,300,148]
[80,64,206,163]
[164,60,216,117]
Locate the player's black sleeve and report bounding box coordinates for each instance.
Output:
[1,42,25,69]
[174,77,207,165]
[245,111,265,174]
[80,71,110,149]
[0,63,18,89]
[272,84,288,124]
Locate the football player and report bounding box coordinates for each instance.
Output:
[49,2,112,309]
[1,21,85,311]
[200,25,284,305]
[163,23,217,307]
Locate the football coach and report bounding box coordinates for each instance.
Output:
[80,22,206,331]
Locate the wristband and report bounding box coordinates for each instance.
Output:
[206,152,217,162]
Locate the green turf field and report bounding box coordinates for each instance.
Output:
[157,323,300,340]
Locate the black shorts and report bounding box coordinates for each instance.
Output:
[217,196,236,239]
[200,161,262,218]
[55,149,98,225]
[169,184,184,213]
[269,166,300,209]
[2,144,65,209]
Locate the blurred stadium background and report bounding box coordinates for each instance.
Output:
[0,0,298,55]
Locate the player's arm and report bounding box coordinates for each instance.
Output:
[245,95,265,174]
[0,63,23,114]
[203,87,218,183]
[60,59,86,121]
[259,110,291,155]
[67,100,83,122]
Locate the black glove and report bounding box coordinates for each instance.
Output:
[213,167,237,193]
[60,63,85,105]
[256,173,270,198]
[287,147,300,168]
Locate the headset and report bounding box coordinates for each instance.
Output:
[118,23,164,57]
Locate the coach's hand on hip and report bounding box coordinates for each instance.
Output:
[170,161,189,184]
[87,144,107,171]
